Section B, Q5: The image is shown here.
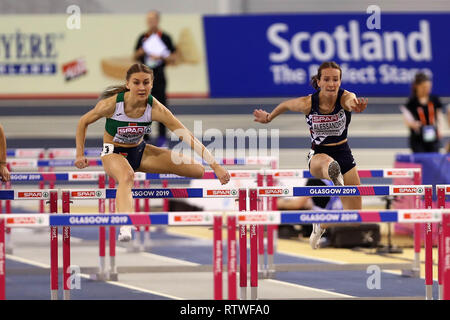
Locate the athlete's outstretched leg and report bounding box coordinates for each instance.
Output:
[102,154,135,241]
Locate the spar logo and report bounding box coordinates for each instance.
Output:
[258,188,289,195]
[386,170,411,177]
[312,114,339,123]
[17,191,49,199]
[6,216,44,225]
[70,173,96,180]
[238,213,275,222]
[230,173,253,178]
[71,190,103,197]
[207,189,238,196]
[393,187,423,194]
[117,125,148,135]
[402,211,434,221]
[9,160,36,167]
[174,214,210,223]
[274,172,298,177]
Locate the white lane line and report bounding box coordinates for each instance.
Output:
[5,254,182,300]
[7,254,49,269]
[265,279,355,298]
[139,252,199,266]
[101,281,182,300]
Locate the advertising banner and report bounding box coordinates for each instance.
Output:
[0,14,208,98]
[203,13,450,97]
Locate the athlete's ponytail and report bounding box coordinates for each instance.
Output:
[310,61,342,90]
[99,63,154,100]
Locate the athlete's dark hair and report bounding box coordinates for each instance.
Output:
[310,61,342,90]
[99,63,154,100]
[411,72,431,98]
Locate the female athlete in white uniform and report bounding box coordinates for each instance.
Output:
[75,63,230,241]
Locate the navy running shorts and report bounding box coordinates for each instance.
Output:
[101,141,147,171]
[307,142,356,175]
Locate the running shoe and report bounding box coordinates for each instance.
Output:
[118,226,132,242]
[328,160,344,186]
[309,223,326,249]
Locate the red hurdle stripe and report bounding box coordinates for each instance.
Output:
[357,186,375,195]
[62,191,71,300]
[227,214,237,300]
[49,191,58,300]
[239,189,247,299]
[438,186,446,299]
[98,175,106,273]
[213,215,222,300]
[249,189,258,299]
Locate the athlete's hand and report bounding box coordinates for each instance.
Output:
[253,109,271,123]
[75,156,89,169]
[212,164,230,185]
[351,98,368,113]
[0,165,10,182]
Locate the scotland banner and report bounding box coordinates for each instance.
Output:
[203,13,450,97]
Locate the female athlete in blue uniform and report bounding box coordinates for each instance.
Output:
[75,63,230,242]
[253,61,368,249]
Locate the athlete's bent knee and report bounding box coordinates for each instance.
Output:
[117,170,135,186]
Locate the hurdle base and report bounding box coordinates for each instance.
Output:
[51,290,58,300]
[126,245,144,253]
[426,285,433,300]
[250,287,257,300]
[89,272,109,282]
[5,247,13,254]
[258,270,267,279]
[401,267,420,278]
[266,269,276,279]
[108,272,119,281]
[63,290,70,300]
[240,287,247,300]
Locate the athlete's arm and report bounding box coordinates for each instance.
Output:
[253,95,312,124]
[341,90,368,113]
[0,124,10,181]
[75,96,115,168]
[151,98,230,185]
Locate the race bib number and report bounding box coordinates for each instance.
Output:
[100,143,114,157]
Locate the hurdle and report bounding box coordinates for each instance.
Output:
[261,168,424,279]
[245,184,433,300]
[4,168,425,278]
[437,185,450,300]
[2,207,450,300]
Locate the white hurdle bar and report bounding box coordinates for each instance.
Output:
[1,208,450,300]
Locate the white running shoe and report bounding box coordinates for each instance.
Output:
[328,161,344,186]
[118,226,132,242]
[309,223,326,250]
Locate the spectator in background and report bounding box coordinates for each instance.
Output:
[0,124,11,181]
[134,10,178,147]
[400,73,445,153]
